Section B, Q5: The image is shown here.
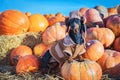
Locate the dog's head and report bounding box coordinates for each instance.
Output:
[65,10,86,44]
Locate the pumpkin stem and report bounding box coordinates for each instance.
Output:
[96,25,99,28]
[68,56,73,63]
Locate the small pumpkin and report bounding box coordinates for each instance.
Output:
[61,59,102,80]
[10,45,32,65]
[16,55,39,74]
[108,7,118,16]
[42,22,66,45]
[83,40,104,61]
[28,14,49,32]
[106,14,120,37]
[79,7,89,16]
[33,42,51,57]
[113,37,120,51]
[84,8,104,27]
[94,5,108,18]
[0,10,29,35]
[97,49,120,77]
[86,27,115,48]
[48,13,65,26]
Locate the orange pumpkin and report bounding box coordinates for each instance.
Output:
[61,59,102,80]
[108,7,118,16]
[97,49,120,77]
[48,13,65,26]
[16,55,39,74]
[84,8,104,27]
[0,10,29,35]
[28,14,49,32]
[79,7,89,16]
[113,37,120,51]
[33,42,51,57]
[86,27,115,48]
[42,22,67,45]
[10,45,32,65]
[106,14,120,37]
[83,40,104,61]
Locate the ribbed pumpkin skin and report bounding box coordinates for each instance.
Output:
[16,55,39,74]
[97,49,120,77]
[113,37,120,51]
[106,14,120,37]
[42,23,66,45]
[10,45,33,65]
[61,59,102,80]
[86,27,115,48]
[28,14,49,32]
[0,10,29,35]
[84,9,104,27]
[84,40,104,61]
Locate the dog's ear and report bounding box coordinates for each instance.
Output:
[80,16,86,24]
[65,17,70,32]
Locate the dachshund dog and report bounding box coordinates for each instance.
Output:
[41,10,87,71]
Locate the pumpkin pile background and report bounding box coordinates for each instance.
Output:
[0,5,120,80]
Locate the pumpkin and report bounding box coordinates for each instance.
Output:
[0,10,29,35]
[113,37,120,51]
[97,49,120,77]
[106,14,120,37]
[55,12,63,17]
[25,12,31,16]
[61,59,102,80]
[28,14,49,32]
[84,8,104,27]
[83,40,104,61]
[16,55,39,74]
[94,5,108,18]
[33,42,51,57]
[42,22,66,45]
[79,7,89,16]
[108,7,118,16]
[10,45,32,65]
[86,27,115,48]
[48,13,65,26]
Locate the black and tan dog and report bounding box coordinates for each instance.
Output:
[41,10,87,70]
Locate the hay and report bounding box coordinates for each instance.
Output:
[0,32,42,64]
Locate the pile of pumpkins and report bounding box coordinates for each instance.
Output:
[0,5,120,80]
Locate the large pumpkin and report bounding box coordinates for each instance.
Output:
[97,49,120,77]
[0,10,29,35]
[106,14,120,37]
[86,27,115,48]
[83,40,104,61]
[94,5,108,18]
[113,37,120,51]
[84,8,104,27]
[61,59,102,80]
[42,22,66,45]
[16,55,39,74]
[10,45,33,65]
[28,14,49,32]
